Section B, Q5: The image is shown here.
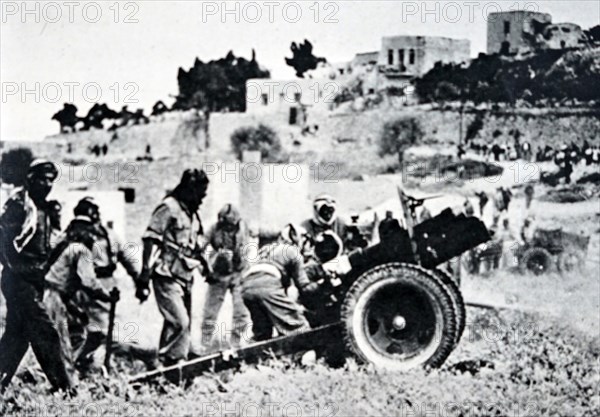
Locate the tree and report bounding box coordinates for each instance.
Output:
[285,40,326,78]
[230,124,282,162]
[174,50,270,112]
[378,117,424,164]
[0,147,34,186]
[51,103,79,133]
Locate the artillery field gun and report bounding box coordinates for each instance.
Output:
[130,188,490,384]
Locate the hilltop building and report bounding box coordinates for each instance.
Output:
[246,34,470,118]
[245,78,333,124]
[487,11,588,54]
[376,35,470,89]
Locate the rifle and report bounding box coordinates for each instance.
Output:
[104,287,120,373]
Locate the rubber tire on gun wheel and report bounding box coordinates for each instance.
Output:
[340,263,458,371]
[432,268,466,348]
[520,247,554,275]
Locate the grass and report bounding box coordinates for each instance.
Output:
[2,305,598,416]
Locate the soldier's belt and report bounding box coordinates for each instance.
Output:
[242,263,282,281]
[164,240,197,259]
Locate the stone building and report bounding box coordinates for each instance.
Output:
[245,78,334,125]
[376,35,470,90]
[487,11,587,54]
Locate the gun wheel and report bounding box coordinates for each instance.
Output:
[558,249,583,273]
[341,263,458,370]
[432,268,466,347]
[520,247,554,275]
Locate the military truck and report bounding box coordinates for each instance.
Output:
[130,188,490,384]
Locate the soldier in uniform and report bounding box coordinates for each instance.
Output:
[43,213,114,383]
[137,169,210,366]
[0,160,74,393]
[68,197,140,373]
[201,204,251,351]
[301,194,348,254]
[241,224,319,341]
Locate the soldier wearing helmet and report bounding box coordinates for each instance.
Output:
[241,224,319,341]
[200,204,251,351]
[301,194,349,255]
[0,159,75,393]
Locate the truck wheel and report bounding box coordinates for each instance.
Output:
[520,247,553,275]
[432,268,466,347]
[340,263,458,370]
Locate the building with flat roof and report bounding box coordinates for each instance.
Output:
[375,35,470,94]
[487,11,587,54]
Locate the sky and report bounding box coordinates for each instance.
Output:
[1,0,598,142]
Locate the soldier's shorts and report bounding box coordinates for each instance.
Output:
[241,274,310,341]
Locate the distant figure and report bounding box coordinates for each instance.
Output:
[524,184,535,210]
[521,141,532,161]
[555,145,573,184]
[475,191,489,217]
[101,144,108,156]
[493,187,512,227]
[490,142,502,162]
[463,198,474,216]
[457,144,465,159]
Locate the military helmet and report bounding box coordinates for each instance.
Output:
[218,203,241,226]
[74,196,100,221]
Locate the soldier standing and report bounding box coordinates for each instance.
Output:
[136,169,210,366]
[201,204,251,351]
[68,197,140,373]
[0,160,74,393]
[241,224,319,341]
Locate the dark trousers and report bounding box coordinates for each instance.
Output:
[152,274,192,364]
[0,270,73,392]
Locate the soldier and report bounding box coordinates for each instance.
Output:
[0,160,74,393]
[524,184,535,210]
[68,197,140,373]
[201,204,251,351]
[137,169,210,366]
[241,224,319,341]
[475,191,489,217]
[43,213,114,384]
[301,194,348,253]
